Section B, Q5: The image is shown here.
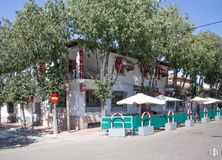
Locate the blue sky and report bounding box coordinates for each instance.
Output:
[161,0,222,36]
[0,0,222,36]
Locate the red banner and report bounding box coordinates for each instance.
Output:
[79,48,84,79]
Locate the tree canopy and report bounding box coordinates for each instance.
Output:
[1,0,222,118]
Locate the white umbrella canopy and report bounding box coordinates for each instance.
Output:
[117,93,165,105]
[156,95,183,102]
[190,96,208,102]
[202,97,222,104]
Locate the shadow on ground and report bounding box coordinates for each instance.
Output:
[0,123,52,150]
[0,136,37,150]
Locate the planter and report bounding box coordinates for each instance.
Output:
[215,115,222,121]
[185,119,194,127]
[109,128,127,137]
[138,126,154,136]
[201,117,210,124]
[165,122,177,131]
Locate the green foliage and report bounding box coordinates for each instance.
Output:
[0,0,72,105]
[174,86,183,97]
[13,0,70,64]
[94,78,112,101]
[0,18,16,74]
[69,0,163,115]
[39,58,67,104]
[161,5,194,69]
[6,73,36,105]
[1,0,222,112]
[142,86,155,96]
[0,78,7,106]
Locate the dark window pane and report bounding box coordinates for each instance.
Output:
[111,91,127,112]
[7,102,14,113]
[86,90,100,107]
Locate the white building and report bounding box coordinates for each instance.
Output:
[1,100,41,125]
[1,42,169,130]
[63,43,169,130]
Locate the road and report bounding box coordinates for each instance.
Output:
[0,121,222,160]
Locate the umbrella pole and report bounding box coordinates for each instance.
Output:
[139,104,142,116]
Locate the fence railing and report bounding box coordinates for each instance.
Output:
[67,66,108,81]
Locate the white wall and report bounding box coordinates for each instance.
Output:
[1,104,9,122]
[68,49,168,117]
[1,103,33,123]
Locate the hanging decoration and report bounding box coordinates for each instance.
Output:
[115,56,125,73]
[79,47,84,79]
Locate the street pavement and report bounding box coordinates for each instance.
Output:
[0,121,222,160]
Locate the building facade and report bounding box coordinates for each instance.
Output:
[1,44,169,130]
[64,45,169,130]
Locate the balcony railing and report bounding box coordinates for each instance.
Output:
[67,66,108,82]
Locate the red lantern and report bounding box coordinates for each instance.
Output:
[50,93,60,103]
[115,57,125,72]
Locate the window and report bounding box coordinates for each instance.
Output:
[85,90,100,112]
[7,102,14,113]
[86,90,100,107]
[111,91,127,112]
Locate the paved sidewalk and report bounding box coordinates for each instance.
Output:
[0,122,103,149]
[1,121,222,160]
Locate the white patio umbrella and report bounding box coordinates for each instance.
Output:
[117,93,165,105]
[156,95,183,102]
[190,96,208,102]
[202,97,222,105]
[190,97,208,116]
[155,95,183,113]
[117,93,165,115]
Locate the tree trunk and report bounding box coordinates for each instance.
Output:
[0,106,1,125]
[33,64,40,98]
[31,103,34,130]
[65,51,71,131]
[197,75,204,94]
[21,104,26,129]
[149,71,153,87]
[200,76,204,90]
[173,69,178,88]
[179,71,186,87]
[66,83,70,131]
[100,52,109,117]
[215,81,219,98]
[191,76,197,97]
[181,73,189,90]
[152,61,157,88]
[141,64,145,91]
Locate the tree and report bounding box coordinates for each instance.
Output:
[0,18,16,74]
[196,32,222,97]
[160,5,194,92]
[0,78,7,125]
[12,0,71,99]
[69,0,161,116]
[0,0,72,129]
[0,18,15,125]
[5,73,36,128]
